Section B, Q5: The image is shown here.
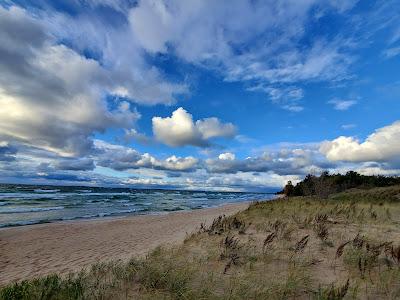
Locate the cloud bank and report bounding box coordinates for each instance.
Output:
[95,140,199,172]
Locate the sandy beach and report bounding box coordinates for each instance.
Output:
[0,202,248,286]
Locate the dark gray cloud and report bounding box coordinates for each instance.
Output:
[41,173,91,182]
[0,6,68,106]
[55,158,95,171]
[0,143,17,161]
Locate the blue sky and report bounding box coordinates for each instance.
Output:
[0,0,399,191]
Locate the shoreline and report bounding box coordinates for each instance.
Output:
[0,199,259,230]
[0,201,257,286]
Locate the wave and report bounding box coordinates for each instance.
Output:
[0,186,273,228]
[116,199,130,203]
[0,193,66,200]
[0,191,131,199]
[192,192,207,197]
[0,191,133,200]
[82,192,131,196]
[0,207,151,228]
[34,189,61,193]
[0,206,64,214]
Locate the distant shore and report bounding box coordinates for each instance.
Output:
[0,201,254,286]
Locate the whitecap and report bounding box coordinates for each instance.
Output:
[34,189,61,193]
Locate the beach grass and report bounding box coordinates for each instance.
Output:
[2,185,400,299]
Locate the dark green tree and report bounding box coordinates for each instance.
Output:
[283,181,294,196]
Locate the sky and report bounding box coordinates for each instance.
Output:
[0,0,399,192]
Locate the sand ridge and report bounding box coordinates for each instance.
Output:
[0,202,249,286]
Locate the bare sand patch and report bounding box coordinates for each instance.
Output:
[0,202,249,286]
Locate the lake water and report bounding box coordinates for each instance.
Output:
[0,184,274,228]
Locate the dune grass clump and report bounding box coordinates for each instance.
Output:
[314,279,350,300]
[2,185,400,299]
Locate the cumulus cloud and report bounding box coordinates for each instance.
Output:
[320,121,400,163]
[95,140,199,172]
[0,5,191,158]
[0,6,144,156]
[160,155,199,171]
[42,4,188,106]
[152,107,236,147]
[218,153,236,161]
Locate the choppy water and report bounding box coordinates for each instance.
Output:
[0,184,274,228]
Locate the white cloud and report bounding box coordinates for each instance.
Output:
[45,6,188,106]
[282,105,304,112]
[320,121,400,163]
[162,155,199,171]
[248,85,304,111]
[83,0,135,12]
[0,5,191,158]
[0,6,146,156]
[196,117,236,140]
[328,98,357,110]
[218,153,236,161]
[152,107,236,147]
[383,47,400,59]
[390,29,400,44]
[327,0,359,13]
[128,1,355,108]
[274,87,303,101]
[129,0,172,53]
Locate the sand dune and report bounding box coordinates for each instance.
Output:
[0,202,248,286]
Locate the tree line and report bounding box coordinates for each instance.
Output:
[279,171,400,198]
